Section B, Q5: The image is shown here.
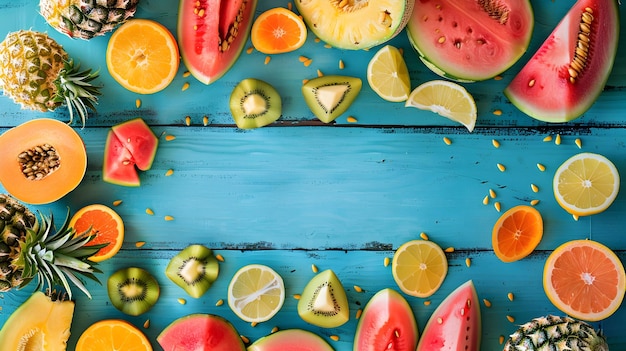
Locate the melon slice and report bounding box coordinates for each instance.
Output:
[504,0,619,122]
[103,130,140,187]
[157,314,246,351]
[248,329,334,351]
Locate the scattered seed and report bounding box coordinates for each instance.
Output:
[575,138,582,149]
[339,59,345,69]
[494,75,503,80]
[251,322,258,327]
[573,214,579,221]
[240,335,250,344]
[145,208,154,215]
[314,37,321,43]
[135,241,146,248]
[543,135,553,142]
[164,215,175,221]
[135,99,141,108]
[423,300,431,306]
[216,299,224,306]
[499,335,505,344]
[183,71,191,78]
[507,292,514,301]
[330,335,340,342]
[506,315,515,323]
[324,43,332,49]
[293,294,301,300]
[246,46,254,54]
[287,2,292,10]
[530,199,540,206]
[465,257,471,267]
[497,163,506,172]
[444,247,455,253]
[383,257,390,267]
[555,134,562,145]
[537,163,546,172]
[492,139,500,148]
[178,298,186,305]
[355,308,362,319]
[420,232,429,240]
[492,109,502,116]
[346,116,358,123]
[530,183,539,192]
[143,319,150,328]
[482,195,489,205]
[482,298,492,308]
[494,201,501,212]
[437,317,443,324]
[317,69,324,77]
[271,326,279,333]
[165,169,174,176]
[185,116,191,126]
[216,254,225,262]
[302,58,313,67]
[182,82,190,91]
[112,200,123,207]
[165,135,176,141]
[302,79,309,85]
[203,115,209,126]
[311,264,319,273]
[443,136,452,145]
[489,189,496,198]
[264,56,271,65]
[354,285,364,293]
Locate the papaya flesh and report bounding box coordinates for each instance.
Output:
[0,118,87,205]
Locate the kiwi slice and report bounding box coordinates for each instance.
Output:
[297,269,350,328]
[302,75,362,123]
[229,78,282,129]
[107,267,160,316]
[165,244,219,298]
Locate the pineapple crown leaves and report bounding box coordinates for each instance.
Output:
[15,209,107,300]
[53,59,101,128]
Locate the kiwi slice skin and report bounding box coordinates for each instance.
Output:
[107,267,160,316]
[165,244,220,298]
[297,269,350,328]
[302,75,362,123]
[229,78,282,129]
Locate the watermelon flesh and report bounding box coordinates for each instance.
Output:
[178,0,258,84]
[417,280,481,351]
[157,314,246,351]
[407,0,534,82]
[248,329,334,351]
[102,131,140,187]
[504,0,619,122]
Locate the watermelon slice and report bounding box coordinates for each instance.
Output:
[102,131,140,187]
[504,0,619,122]
[157,314,246,351]
[248,329,334,351]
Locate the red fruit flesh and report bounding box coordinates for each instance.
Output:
[157,314,246,351]
[111,117,158,171]
[102,131,140,187]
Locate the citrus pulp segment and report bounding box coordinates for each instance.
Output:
[392,239,448,298]
[405,80,477,132]
[543,239,626,321]
[367,45,411,102]
[69,204,124,262]
[553,152,620,216]
[492,205,543,263]
[251,7,307,54]
[106,19,179,94]
[228,264,285,323]
[75,319,152,351]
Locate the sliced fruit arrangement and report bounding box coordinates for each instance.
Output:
[69,204,124,262]
[158,314,246,351]
[0,291,74,350]
[0,30,100,126]
[553,152,620,216]
[0,194,104,298]
[178,0,258,84]
[107,267,160,316]
[503,315,608,351]
[405,80,477,132]
[251,7,308,54]
[165,244,219,298]
[492,205,543,263]
[295,0,414,50]
[103,117,159,187]
[0,118,87,205]
[407,0,534,82]
[40,0,139,39]
[392,239,448,298]
[248,329,334,351]
[76,319,152,351]
[297,269,349,328]
[354,288,418,351]
[302,75,362,123]
[106,19,180,94]
[228,264,285,323]
[229,78,282,129]
[367,45,411,102]
[504,0,619,122]
[543,239,626,321]
[417,280,481,351]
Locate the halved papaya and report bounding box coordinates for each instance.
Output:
[0,118,87,204]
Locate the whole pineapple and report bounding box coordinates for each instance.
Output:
[0,30,100,126]
[0,194,105,299]
[504,315,608,351]
[40,0,140,39]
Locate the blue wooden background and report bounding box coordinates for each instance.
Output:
[1,1,626,350]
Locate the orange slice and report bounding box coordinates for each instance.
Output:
[75,319,152,351]
[392,239,448,298]
[106,19,179,94]
[543,239,626,321]
[69,204,124,262]
[251,7,307,54]
[492,205,543,262]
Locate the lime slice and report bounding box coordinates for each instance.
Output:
[367,45,411,102]
[405,80,477,132]
[228,264,285,323]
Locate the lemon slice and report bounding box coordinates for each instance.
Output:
[405,80,477,132]
[553,152,620,216]
[228,264,285,323]
[367,45,411,102]
[392,240,448,298]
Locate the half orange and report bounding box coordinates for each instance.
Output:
[106,19,179,94]
[75,319,152,351]
[543,239,626,321]
[251,7,307,54]
[492,205,543,262]
[69,204,124,262]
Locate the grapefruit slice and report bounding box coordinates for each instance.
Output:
[70,204,125,262]
[492,205,543,262]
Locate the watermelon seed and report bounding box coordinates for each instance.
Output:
[145,208,154,215]
[383,257,390,267]
[494,202,501,212]
[575,138,582,148]
[497,163,506,172]
[293,294,301,300]
[423,300,431,306]
[482,298,492,308]
[445,247,455,253]
[465,258,471,267]
[311,264,319,273]
[506,315,515,323]
[264,56,271,65]
[531,184,539,192]
[339,59,345,69]
[420,232,429,240]
[185,116,191,126]
[354,285,364,293]
[251,322,258,327]
[530,199,540,206]
[143,319,150,328]
[203,116,209,126]
[460,307,465,316]
[355,308,362,319]
[437,317,443,324]
[216,254,225,262]
[437,36,446,44]
[112,200,123,206]
[215,299,224,306]
[537,163,546,172]
[330,335,340,341]
[507,292,514,301]
[240,335,250,344]
[499,335,505,344]
[182,82,190,91]
[482,195,489,205]
[528,79,535,87]
[135,99,141,108]
[489,189,496,198]
[555,134,561,145]
[492,139,500,148]
[164,215,174,221]
[135,241,146,248]
[443,136,452,145]
[271,326,279,333]
[177,298,186,305]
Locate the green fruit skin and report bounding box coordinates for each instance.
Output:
[297,269,350,328]
[302,75,362,123]
[165,244,220,298]
[248,329,334,351]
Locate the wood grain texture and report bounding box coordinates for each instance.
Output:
[0,0,625,350]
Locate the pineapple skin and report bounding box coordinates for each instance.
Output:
[0,194,37,291]
[40,0,140,39]
[504,315,609,351]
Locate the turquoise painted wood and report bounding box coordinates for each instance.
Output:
[0,1,625,350]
